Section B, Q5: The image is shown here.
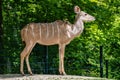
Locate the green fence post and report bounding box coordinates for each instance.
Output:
[100,46,103,78]
[45,46,48,74]
[106,60,108,78]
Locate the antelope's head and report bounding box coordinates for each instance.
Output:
[74,6,95,22]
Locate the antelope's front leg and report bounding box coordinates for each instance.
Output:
[59,44,66,75]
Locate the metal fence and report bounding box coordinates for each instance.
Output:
[0,43,108,77]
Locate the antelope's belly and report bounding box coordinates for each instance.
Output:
[37,37,59,45]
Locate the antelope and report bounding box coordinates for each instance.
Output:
[20,6,95,75]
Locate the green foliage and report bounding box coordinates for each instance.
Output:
[1,0,120,79]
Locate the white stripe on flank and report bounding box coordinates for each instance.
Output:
[31,24,35,38]
[56,22,59,39]
[39,23,41,39]
[46,23,49,38]
[51,23,54,38]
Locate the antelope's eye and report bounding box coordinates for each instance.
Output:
[85,14,87,16]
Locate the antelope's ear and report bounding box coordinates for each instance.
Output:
[74,6,81,13]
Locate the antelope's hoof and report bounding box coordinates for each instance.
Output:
[30,73,33,75]
[21,72,25,76]
[60,72,67,75]
[21,74,25,76]
[29,72,33,75]
[63,73,67,75]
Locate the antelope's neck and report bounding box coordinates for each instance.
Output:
[74,19,84,34]
[68,20,84,37]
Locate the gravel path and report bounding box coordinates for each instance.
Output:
[0,74,111,80]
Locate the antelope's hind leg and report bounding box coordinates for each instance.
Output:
[25,42,35,75]
[20,42,35,75]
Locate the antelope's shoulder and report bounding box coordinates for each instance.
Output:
[55,20,71,25]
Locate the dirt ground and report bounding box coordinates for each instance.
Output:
[0,74,110,80]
